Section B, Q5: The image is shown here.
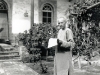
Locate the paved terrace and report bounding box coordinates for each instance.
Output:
[0,61,39,75]
[0,61,100,75]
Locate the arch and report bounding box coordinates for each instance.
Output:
[41,2,55,13]
[39,1,57,25]
[42,3,53,11]
[42,3,54,24]
[0,0,8,10]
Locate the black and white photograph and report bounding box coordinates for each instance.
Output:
[0,0,100,75]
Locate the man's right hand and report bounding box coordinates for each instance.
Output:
[57,39,63,45]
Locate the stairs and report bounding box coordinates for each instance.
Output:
[0,44,21,62]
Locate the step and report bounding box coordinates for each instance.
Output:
[0,57,21,61]
[0,55,20,58]
[0,50,19,53]
[0,49,14,51]
[46,56,54,61]
[0,56,20,60]
[0,51,19,55]
[0,58,21,62]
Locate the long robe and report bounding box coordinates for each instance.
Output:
[54,28,75,75]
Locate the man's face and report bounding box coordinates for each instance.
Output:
[58,20,66,29]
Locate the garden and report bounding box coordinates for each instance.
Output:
[17,1,100,75]
[17,23,57,75]
[17,21,100,75]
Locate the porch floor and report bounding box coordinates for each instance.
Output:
[0,61,39,75]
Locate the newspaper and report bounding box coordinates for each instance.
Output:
[48,38,57,48]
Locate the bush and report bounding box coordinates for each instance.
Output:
[18,23,57,73]
[18,23,57,55]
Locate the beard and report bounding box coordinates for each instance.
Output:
[60,25,65,30]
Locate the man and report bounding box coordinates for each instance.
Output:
[54,17,75,75]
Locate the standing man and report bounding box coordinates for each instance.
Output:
[54,17,75,75]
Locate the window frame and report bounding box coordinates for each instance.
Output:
[42,4,53,24]
[0,0,7,10]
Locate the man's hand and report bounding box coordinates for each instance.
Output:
[57,39,63,45]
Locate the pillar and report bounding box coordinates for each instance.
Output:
[31,0,34,27]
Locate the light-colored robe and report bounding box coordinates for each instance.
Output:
[54,28,75,75]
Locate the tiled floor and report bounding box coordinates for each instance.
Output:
[74,69,100,75]
[0,61,99,75]
[0,61,39,75]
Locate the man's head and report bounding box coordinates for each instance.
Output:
[58,17,66,30]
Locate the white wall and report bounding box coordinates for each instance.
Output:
[12,0,74,34]
[12,0,31,34]
[57,0,72,21]
[34,0,39,23]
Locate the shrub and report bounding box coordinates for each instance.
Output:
[18,23,57,73]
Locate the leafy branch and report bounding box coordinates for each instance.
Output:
[18,23,57,73]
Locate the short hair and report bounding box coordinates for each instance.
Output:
[58,17,66,23]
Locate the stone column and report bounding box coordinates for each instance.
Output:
[34,0,39,24]
[31,0,34,27]
[19,46,29,62]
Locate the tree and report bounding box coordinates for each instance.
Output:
[67,1,100,66]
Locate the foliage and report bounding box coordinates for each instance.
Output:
[68,1,100,62]
[18,23,57,73]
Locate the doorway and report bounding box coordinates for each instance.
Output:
[0,1,8,41]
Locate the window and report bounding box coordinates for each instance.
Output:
[0,0,7,13]
[0,1,7,10]
[42,4,53,24]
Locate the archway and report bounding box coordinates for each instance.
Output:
[42,3,54,24]
[0,0,8,41]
